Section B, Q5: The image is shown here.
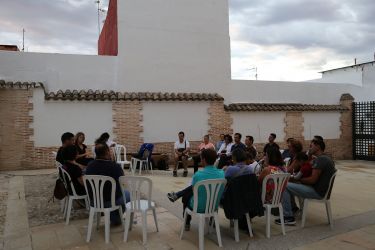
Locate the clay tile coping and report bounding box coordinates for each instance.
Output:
[0,80,223,102]
[225,103,349,112]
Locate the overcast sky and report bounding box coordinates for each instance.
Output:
[0,0,374,81]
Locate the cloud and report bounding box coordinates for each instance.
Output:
[0,0,374,80]
[0,0,103,54]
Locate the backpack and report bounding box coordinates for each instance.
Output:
[157,158,168,170]
[53,178,67,200]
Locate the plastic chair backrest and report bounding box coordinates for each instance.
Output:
[55,161,62,169]
[261,173,290,206]
[119,176,152,211]
[83,175,117,209]
[253,162,262,175]
[324,171,337,200]
[192,179,227,214]
[114,145,127,162]
[60,167,80,197]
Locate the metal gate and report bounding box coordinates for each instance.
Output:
[353,101,375,160]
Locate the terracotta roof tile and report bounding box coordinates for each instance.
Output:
[225,103,349,112]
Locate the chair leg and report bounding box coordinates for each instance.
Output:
[65,197,73,225]
[123,210,131,242]
[152,208,159,232]
[139,161,142,175]
[279,204,286,236]
[84,198,89,211]
[326,201,333,229]
[301,199,309,228]
[180,211,187,239]
[199,215,205,250]
[265,206,271,238]
[214,213,222,247]
[245,213,253,238]
[86,209,95,242]
[234,219,239,242]
[141,211,147,245]
[104,210,110,244]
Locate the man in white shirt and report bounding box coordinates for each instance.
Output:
[174,131,190,177]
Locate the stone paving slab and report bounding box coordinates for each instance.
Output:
[1,160,375,250]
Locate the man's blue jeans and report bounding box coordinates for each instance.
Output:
[282,182,322,217]
[103,191,130,225]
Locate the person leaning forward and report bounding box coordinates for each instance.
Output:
[173,131,190,177]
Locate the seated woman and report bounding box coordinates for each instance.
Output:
[217,134,234,169]
[75,132,94,166]
[285,139,303,174]
[290,152,312,180]
[62,145,86,196]
[258,147,287,204]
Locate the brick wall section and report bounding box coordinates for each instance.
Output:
[284,111,304,141]
[0,89,32,170]
[336,94,354,159]
[112,101,142,153]
[0,89,58,170]
[208,101,233,143]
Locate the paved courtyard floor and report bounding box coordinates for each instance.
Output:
[0,160,375,250]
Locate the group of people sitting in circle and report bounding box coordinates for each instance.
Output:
[56,132,128,226]
[168,132,336,230]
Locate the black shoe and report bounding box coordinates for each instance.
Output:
[173,171,177,177]
[183,171,188,177]
[275,216,296,226]
[167,192,178,202]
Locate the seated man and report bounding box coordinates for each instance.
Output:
[217,134,234,169]
[180,149,225,231]
[231,133,247,152]
[85,143,130,226]
[62,145,86,196]
[225,149,253,180]
[263,133,280,158]
[56,132,75,165]
[173,131,190,177]
[192,135,215,173]
[277,139,336,225]
[215,134,225,153]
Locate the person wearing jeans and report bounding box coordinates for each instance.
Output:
[276,138,336,225]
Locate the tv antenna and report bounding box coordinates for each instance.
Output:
[22,28,25,52]
[248,67,258,80]
[95,1,106,37]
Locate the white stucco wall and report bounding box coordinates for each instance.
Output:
[31,89,113,147]
[303,112,341,140]
[116,0,231,94]
[0,51,117,91]
[228,79,366,104]
[141,102,209,142]
[231,112,286,143]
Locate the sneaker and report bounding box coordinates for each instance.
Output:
[184,224,190,231]
[167,192,178,202]
[275,216,296,226]
[173,171,177,177]
[183,171,188,177]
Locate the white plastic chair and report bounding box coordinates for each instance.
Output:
[59,167,89,225]
[91,145,96,159]
[300,171,337,229]
[119,176,159,245]
[83,175,124,244]
[261,173,290,238]
[180,179,227,250]
[130,149,153,175]
[114,145,132,170]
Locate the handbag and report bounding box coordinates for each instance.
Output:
[53,178,68,200]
